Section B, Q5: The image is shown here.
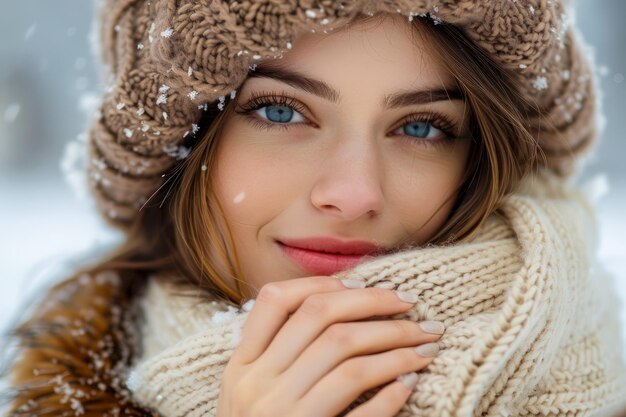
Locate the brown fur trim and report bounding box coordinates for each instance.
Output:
[2,271,160,416]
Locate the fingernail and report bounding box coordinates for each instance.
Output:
[340,279,366,289]
[394,290,418,303]
[418,320,445,335]
[414,343,440,358]
[396,372,418,390]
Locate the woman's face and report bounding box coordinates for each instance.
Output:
[212,15,471,297]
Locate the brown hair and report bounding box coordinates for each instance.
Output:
[56,13,544,307]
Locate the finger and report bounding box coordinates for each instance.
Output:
[298,345,437,416]
[255,287,418,374]
[343,373,417,417]
[232,275,362,365]
[278,319,442,398]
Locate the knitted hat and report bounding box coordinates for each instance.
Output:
[87,0,600,231]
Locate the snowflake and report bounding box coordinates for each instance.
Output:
[217,95,227,111]
[187,90,199,100]
[156,94,167,105]
[179,146,191,159]
[429,6,442,25]
[148,22,156,43]
[160,27,174,38]
[24,24,36,40]
[305,9,317,18]
[137,43,144,50]
[533,76,549,90]
[61,138,89,200]
[598,65,610,77]
[163,144,190,159]
[4,103,21,122]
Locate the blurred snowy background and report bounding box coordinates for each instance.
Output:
[0,0,625,356]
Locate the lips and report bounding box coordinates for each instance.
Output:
[275,236,388,276]
[277,236,386,256]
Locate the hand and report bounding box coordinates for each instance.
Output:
[215,276,444,417]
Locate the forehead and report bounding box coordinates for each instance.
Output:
[255,14,453,89]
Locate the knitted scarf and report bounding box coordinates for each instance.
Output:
[125,170,626,417]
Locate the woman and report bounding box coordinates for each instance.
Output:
[2,1,626,416]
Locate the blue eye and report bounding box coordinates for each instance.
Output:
[401,121,444,139]
[256,105,306,124]
[235,92,459,149]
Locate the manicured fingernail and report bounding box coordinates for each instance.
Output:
[340,279,366,289]
[394,290,418,303]
[418,320,445,335]
[396,372,418,390]
[414,343,440,358]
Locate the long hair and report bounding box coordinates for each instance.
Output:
[44,14,545,307]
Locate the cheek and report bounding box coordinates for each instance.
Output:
[212,116,332,222]
[387,142,469,238]
[212,145,269,224]
[211,131,303,225]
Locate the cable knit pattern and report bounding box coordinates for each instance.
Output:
[125,170,626,417]
[88,0,601,229]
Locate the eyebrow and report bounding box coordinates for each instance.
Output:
[246,65,464,109]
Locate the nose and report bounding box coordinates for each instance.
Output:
[310,137,385,221]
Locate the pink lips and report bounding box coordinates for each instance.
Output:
[276,236,387,276]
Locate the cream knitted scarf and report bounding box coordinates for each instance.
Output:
[125,170,626,417]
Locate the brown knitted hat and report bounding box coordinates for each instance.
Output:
[87,0,600,231]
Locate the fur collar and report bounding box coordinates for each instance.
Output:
[1,271,158,416]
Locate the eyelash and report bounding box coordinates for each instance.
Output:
[234,91,459,150]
